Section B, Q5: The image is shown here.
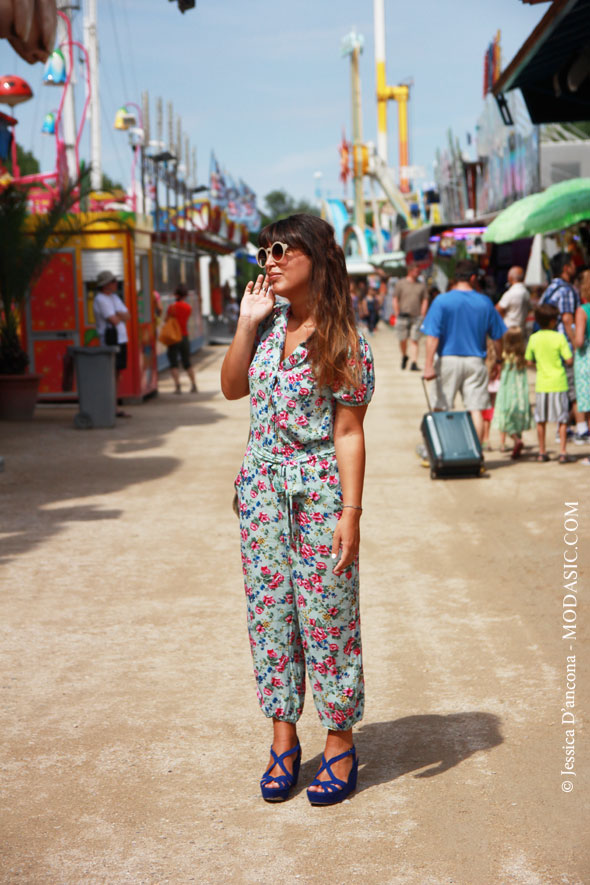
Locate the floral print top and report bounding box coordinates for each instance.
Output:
[246,302,375,468]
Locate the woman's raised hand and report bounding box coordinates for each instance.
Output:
[240,274,275,325]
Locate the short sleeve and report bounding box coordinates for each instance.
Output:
[333,336,375,407]
[497,290,511,310]
[559,287,575,316]
[488,304,507,340]
[421,298,442,336]
[559,333,573,361]
[94,293,113,320]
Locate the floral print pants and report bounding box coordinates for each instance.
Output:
[235,448,364,730]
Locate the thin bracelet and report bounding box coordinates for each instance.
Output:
[342,504,363,511]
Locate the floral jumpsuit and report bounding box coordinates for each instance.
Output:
[234,304,375,730]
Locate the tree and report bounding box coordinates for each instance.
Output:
[261,189,320,226]
[101,172,124,192]
[7,145,40,177]
[0,172,91,374]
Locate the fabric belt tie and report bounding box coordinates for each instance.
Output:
[249,443,336,547]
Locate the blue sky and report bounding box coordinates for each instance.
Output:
[1,0,543,209]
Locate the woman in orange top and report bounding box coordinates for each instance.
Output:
[166,283,198,393]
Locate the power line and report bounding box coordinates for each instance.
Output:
[106,0,131,102]
[121,1,141,103]
[98,90,127,184]
[99,32,131,184]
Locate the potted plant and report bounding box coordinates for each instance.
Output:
[0,177,87,420]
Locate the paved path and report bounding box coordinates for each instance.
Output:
[1,329,588,884]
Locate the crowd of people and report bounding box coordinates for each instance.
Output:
[351,252,590,465]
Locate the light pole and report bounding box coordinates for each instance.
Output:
[114,102,145,213]
[341,30,366,230]
[84,0,101,191]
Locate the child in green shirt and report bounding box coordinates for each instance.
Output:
[525,303,573,463]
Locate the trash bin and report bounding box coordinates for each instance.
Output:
[71,346,118,429]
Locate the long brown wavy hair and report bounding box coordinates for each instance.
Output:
[503,327,527,370]
[258,214,361,390]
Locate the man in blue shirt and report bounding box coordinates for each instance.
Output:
[422,259,507,441]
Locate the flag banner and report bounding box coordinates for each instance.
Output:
[209,151,227,209]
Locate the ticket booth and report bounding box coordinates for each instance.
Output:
[24,213,157,403]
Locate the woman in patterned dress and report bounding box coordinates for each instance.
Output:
[221,214,374,805]
[574,269,590,449]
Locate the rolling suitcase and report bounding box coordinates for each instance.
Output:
[420,379,484,479]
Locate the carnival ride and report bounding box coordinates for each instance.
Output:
[325,0,439,271]
[0,10,90,202]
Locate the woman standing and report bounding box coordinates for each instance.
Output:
[166,284,198,394]
[574,269,590,450]
[221,215,374,805]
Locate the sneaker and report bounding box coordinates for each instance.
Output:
[573,430,590,445]
[401,355,409,370]
[410,362,420,371]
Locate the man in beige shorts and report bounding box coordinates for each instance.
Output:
[392,263,429,370]
[421,260,507,440]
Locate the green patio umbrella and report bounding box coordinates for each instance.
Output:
[483,191,543,243]
[484,178,590,243]
[526,177,590,235]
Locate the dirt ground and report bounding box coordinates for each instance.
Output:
[1,329,588,885]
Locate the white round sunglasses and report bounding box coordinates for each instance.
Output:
[256,241,290,268]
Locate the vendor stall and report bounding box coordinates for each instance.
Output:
[23,212,158,403]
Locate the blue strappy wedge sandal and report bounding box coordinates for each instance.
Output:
[306,745,358,806]
[260,742,302,802]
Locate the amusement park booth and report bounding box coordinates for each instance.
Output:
[23,212,158,403]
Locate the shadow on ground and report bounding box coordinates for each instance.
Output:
[295,711,503,797]
[0,387,226,564]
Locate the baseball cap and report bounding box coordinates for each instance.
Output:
[96,270,117,289]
